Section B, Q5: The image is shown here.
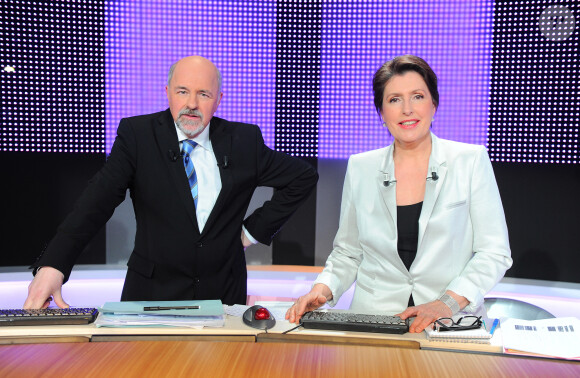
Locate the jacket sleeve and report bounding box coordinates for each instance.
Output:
[446,146,513,312]
[242,127,318,245]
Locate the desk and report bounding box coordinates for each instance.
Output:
[0,313,508,355]
[2,264,579,376]
[1,315,579,377]
[1,340,579,377]
[0,314,492,351]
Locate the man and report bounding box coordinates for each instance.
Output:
[24,56,318,308]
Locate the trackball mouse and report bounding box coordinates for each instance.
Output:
[242,305,276,330]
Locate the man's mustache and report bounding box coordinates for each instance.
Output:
[178,109,203,118]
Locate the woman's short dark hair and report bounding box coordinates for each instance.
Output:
[372,55,439,114]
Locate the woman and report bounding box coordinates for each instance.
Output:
[286,55,512,333]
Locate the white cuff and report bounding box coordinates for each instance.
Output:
[242,225,258,245]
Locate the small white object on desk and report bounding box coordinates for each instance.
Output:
[224,301,292,322]
[224,304,250,317]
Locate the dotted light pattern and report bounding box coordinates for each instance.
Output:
[3,1,578,164]
[319,1,494,159]
[105,0,277,152]
[1,1,105,153]
[275,1,320,157]
[488,1,579,164]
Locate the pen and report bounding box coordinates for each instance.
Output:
[143,306,200,311]
[489,318,499,335]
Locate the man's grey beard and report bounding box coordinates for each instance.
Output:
[176,109,205,138]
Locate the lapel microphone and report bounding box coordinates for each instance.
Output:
[218,156,229,169]
[383,173,397,187]
[427,171,439,182]
[383,171,438,186]
[168,149,180,162]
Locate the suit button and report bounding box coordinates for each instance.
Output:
[197,242,203,248]
[194,277,200,283]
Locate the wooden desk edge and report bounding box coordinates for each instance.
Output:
[0,335,91,345]
[257,332,420,349]
[91,334,256,343]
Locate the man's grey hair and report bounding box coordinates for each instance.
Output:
[167,61,222,93]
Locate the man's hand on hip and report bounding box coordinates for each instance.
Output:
[241,229,253,249]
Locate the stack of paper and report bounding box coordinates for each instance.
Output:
[95,300,225,328]
[501,317,580,360]
[426,327,492,344]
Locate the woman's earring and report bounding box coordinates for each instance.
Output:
[382,122,387,128]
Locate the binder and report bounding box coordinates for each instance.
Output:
[96,300,225,328]
[100,300,224,316]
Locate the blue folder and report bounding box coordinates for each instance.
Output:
[100,300,224,317]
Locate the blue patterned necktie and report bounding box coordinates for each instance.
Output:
[181,140,198,207]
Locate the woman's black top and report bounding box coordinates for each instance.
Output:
[397,201,423,307]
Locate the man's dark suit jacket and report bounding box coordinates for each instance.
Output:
[33,109,318,305]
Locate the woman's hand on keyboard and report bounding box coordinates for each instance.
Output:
[286,283,333,324]
[397,291,468,333]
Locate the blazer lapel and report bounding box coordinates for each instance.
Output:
[155,110,200,233]
[378,145,397,228]
[418,133,447,251]
[201,118,233,236]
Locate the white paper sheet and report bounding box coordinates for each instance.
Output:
[501,317,580,359]
[224,301,292,321]
[95,312,225,328]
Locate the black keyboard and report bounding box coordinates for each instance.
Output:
[300,311,409,334]
[0,308,99,326]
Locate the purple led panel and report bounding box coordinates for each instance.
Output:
[105,0,277,153]
[488,1,579,164]
[1,1,105,153]
[319,1,494,159]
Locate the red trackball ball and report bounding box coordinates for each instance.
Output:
[254,308,270,320]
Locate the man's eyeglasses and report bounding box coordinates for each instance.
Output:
[434,315,483,332]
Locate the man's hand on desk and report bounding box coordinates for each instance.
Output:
[286,283,333,324]
[23,267,69,309]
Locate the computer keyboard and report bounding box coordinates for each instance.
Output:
[300,311,409,334]
[0,308,99,326]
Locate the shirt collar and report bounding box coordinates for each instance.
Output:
[175,122,212,152]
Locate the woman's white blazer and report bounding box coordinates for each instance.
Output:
[315,133,513,314]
